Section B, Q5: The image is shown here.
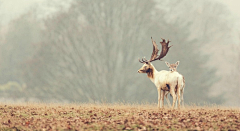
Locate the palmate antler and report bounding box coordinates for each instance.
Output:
[139,37,172,63]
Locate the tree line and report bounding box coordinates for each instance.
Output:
[0,0,237,105]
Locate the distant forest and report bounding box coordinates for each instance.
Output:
[0,0,239,106]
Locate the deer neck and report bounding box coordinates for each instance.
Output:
[147,64,158,82]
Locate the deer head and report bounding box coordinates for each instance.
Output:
[165,61,179,72]
[138,37,172,73]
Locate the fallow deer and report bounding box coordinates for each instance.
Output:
[138,37,183,109]
[165,61,185,108]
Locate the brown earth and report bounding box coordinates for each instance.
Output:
[0,103,239,130]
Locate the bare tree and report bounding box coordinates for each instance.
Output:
[22,0,157,102]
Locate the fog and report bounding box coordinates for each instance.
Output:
[0,0,239,106]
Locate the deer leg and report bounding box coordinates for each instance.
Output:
[165,91,171,107]
[170,87,176,109]
[177,88,181,109]
[181,88,184,108]
[175,99,178,108]
[160,90,165,108]
[157,88,161,109]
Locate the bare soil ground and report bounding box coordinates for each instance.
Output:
[0,103,239,130]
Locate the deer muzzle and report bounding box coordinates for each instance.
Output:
[138,69,144,73]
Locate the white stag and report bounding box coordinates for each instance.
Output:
[165,61,185,108]
[137,37,183,109]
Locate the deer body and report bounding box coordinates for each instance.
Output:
[138,63,181,109]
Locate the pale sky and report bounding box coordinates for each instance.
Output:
[217,0,240,42]
[218,0,240,18]
[0,0,239,25]
[0,0,71,25]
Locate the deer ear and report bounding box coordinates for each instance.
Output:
[175,61,180,66]
[165,61,170,67]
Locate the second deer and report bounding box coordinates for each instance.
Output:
[165,61,185,108]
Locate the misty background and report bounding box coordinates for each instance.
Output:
[0,0,239,106]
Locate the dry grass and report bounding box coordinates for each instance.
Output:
[0,103,239,130]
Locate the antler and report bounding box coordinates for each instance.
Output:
[138,57,148,63]
[150,38,173,62]
[139,37,172,63]
[150,37,159,61]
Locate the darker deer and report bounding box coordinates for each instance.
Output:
[138,37,183,109]
[165,61,185,108]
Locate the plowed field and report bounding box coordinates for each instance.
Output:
[0,103,239,130]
